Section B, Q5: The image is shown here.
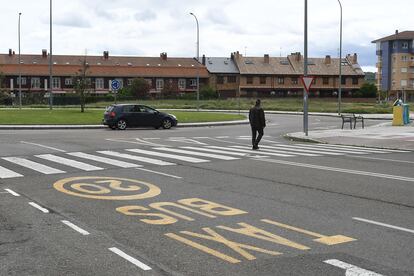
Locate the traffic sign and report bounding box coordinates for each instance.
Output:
[111,79,121,92]
[300,76,314,93]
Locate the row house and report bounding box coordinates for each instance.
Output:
[0,50,209,97]
[230,51,365,97]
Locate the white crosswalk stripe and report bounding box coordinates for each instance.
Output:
[207,146,294,157]
[0,165,23,178]
[231,145,320,157]
[126,148,209,163]
[259,144,343,156]
[298,143,409,153]
[67,152,142,168]
[153,147,240,160]
[35,154,104,171]
[98,151,176,166]
[2,157,65,174]
[271,144,369,155]
[181,146,248,156]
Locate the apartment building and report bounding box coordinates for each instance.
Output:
[231,51,364,98]
[372,30,414,101]
[0,50,208,97]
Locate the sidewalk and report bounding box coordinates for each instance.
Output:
[285,121,414,151]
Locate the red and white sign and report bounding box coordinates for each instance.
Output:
[300,76,314,93]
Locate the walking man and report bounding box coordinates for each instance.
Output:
[249,99,266,150]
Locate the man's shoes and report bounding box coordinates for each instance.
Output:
[252,145,259,150]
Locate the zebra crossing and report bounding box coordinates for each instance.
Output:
[0,143,409,179]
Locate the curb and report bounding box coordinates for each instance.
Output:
[283,133,324,144]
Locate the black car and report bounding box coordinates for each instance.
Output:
[103,104,177,130]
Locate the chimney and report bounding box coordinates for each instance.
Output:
[8,49,12,56]
[395,29,399,35]
[324,55,331,64]
[42,49,47,58]
[202,54,206,65]
[160,52,167,60]
[293,52,301,61]
[352,53,358,64]
[264,54,270,64]
[103,51,109,59]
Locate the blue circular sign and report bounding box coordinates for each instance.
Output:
[111,80,121,91]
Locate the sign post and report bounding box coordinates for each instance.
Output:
[303,0,309,136]
[301,76,314,136]
[111,79,121,104]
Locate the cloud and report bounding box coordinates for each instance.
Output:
[134,10,157,22]
[54,14,91,28]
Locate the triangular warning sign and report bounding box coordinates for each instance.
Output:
[300,76,314,93]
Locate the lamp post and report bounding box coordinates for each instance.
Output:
[337,0,342,114]
[303,0,308,136]
[18,12,22,109]
[49,0,53,110]
[189,12,200,111]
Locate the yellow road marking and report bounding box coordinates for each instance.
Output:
[261,219,356,245]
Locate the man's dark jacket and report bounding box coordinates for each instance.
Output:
[249,106,266,128]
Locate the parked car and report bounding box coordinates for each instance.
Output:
[103,104,177,130]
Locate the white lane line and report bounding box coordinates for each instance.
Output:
[224,146,294,157]
[182,146,247,156]
[205,137,246,145]
[350,155,414,164]
[205,145,274,157]
[108,247,152,271]
[106,138,167,147]
[67,152,142,168]
[278,144,369,155]
[352,217,414,234]
[254,158,414,182]
[310,143,410,153]
[20,141,66,152]
[28,202,49,213]
[193,137,209,139]
[324,259,384,275]
[61,220,90,235]
[263,142,343,155]
[4,188,20,196]
[135,168,182,179]
[2,157,66,174]
[216,136,230,138]
[153,147,239,160]
[126,148,209,163]
[98,151,175,166]
[0,165,23,179]
[232,145,320,157]
[35,154,104,171]
[297,143,391,154]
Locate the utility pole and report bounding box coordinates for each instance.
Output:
[190,13,200,111]
[303,0,308,136]
[49,0,53,110]
[337,0,343,114]
[18,12,22,109]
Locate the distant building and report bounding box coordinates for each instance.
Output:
[372,30,414,101]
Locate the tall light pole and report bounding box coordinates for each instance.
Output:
[49,0,53,110]
[337,0,342,114]
[190,12,200,111]
[303,0,308,136]
[18,12,22,109]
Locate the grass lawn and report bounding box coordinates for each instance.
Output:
[0,109,246,125]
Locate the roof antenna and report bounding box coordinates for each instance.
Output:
[244,46,247,57]
[280,47,282,57]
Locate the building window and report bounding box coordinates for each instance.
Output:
[178,79,186,90]
[52,77,60,88]
[127,79,133,86]
[65,78,73,86]
[145,79,152,87]
[402,42,409,49]
[401,80,407,87]
[227,76,236,83]
[392,42,397,49]
[156,79,164,90]
[95,78,104,89]
[402,56,408,62]
[246,76,253,84]
[190,79,197,86]
[31,78,40,88]
[341,77,346,85]
[312,79,316,85]
[352,77,358,85]
[217,76,224,84]
[277,77,284,85]
[291,77,298,84]
[17,77,26,85]
[401,68,408,73]
[323,77,329,85]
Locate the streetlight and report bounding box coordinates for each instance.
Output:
[337,0,342,114]
[18,12,22,109]
[189,12,200,111]
[49,0,53,110]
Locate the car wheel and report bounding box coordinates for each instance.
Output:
[117,119,127,130]
[162,118,172,129]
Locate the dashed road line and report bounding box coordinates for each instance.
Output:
[4,188,20,196]
[135,167,182,179]
[21,141,66,152]
[350,155,414,164]
[108,247,152,271]
[28,202,49,213]
[353,217,414,234]
[324,259,384,275]
[61,220,90,235]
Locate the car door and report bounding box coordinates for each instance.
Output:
[139,105,160,127]
[121,105,137,126]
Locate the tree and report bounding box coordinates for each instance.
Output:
[73,57,91,112]
[355,82,377,98]
[127,78,150,99]
[200,85,217,99]
[161,79,177,99]
[0,71,11,105]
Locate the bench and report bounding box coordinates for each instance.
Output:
[341,113,364,129]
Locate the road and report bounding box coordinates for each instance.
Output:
[0,114,413,276]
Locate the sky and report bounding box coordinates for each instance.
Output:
[1,0,412,73]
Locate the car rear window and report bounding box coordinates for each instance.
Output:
[105,106,115,112]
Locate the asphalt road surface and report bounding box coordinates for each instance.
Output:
[0,114,413,276]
